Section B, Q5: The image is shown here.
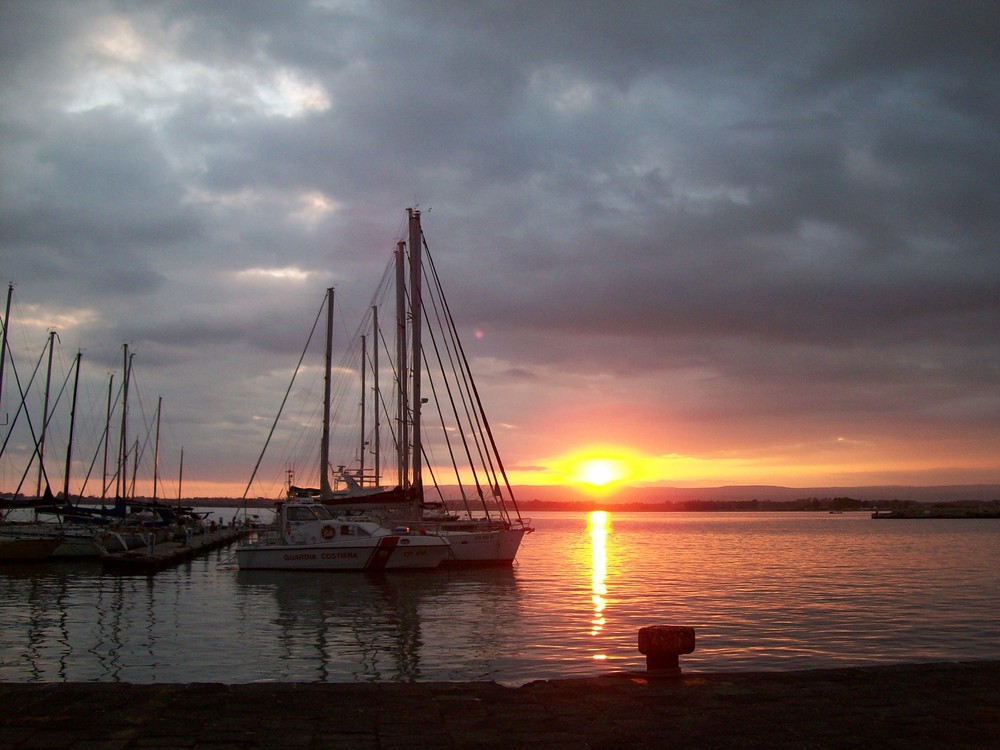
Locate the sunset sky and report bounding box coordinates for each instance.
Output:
[2,2,998,499]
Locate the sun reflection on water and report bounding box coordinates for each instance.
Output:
[588,511,609,655]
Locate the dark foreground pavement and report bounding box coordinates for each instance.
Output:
[2,661,997,749]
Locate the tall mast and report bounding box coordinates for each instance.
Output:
[130,437,138,499]
[153,395,162,501]
[359,333,366,482]
[117,345,131,500]
[177,447,184,506]
[62,349,82,500]
[408,208,423,492]
[36,330,56,497]
[372,305,380,488]
[395,240,407,488]
[320,287,334,497]
[0,284,12,424]
[102,373,113,500]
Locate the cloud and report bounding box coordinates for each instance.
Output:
[1,1,998,495]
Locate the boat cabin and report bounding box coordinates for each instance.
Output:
[279,500,391,545]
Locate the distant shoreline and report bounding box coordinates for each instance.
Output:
[10,484,998,513]
[32,496,999,515]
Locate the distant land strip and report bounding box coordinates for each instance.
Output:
[36,484,998,511]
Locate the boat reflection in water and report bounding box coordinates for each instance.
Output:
[588,511,609,661]
[234,568,522,682]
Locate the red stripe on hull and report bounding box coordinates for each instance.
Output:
[366,536,400,570]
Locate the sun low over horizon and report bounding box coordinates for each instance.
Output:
[1,3,998,502]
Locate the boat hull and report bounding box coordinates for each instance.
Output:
[0,537,63,561]
[235,534,450,571]
[433,526,527,566]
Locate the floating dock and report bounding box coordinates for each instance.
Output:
[100,526,250,573]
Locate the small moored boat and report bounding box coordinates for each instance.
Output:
[235,499,451,571]
[0,534,63,562]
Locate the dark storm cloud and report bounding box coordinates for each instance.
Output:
[1,0,998,490]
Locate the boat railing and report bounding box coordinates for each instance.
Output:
[257,530,282,545]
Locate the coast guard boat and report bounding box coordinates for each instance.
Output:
[235,498,451,571]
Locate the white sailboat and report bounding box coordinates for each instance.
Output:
[235,497,450,571]
[246,209,532,566]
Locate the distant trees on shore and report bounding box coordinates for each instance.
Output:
[516,497,1000,513]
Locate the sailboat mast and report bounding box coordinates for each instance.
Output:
[62,349,82,500]
[153,395,162,501]
[130,437,138,499]
[116,345,131,500]
[359,333,366,482]
[177,447,184,505]
[372,305,380,488]
[101,373,113,499]
[320,287,334,497]
[0,284,12,423]
[36,330,56,497]
[408,208,423,492]
[395,241,408,488]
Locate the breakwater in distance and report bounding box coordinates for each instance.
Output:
[1,511,998,683]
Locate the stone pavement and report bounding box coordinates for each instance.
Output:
[1,661,997,749]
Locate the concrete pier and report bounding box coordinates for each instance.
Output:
[0,661,996,748]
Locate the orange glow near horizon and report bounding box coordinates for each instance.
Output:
[508,440,986,490]
[140,440,1000,500]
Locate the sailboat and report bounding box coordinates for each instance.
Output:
[0,291,67,560]
[1,328,198,557]
[234,495,452,571]
[246,209,532,566]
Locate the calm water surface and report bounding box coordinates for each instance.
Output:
[1,511,998,683]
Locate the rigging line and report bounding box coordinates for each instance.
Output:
[421,293,483,515]
[126,381,158,498]
[78,405,114,499]
[242,292,328,500]
[420,343,474,514]
[0,339,46,460]
[98,374,124,501]
[359,325,395,484]
[437,281,497,494]
[419,440,448,505]
[374,313,399,459]
[8,340,56,497]
[423,237,522,523]
[422,248,496,510]
[38,341,75,439]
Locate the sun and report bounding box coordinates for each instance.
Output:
[572,457,629,488]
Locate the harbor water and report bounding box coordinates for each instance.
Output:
[1,511,998,683]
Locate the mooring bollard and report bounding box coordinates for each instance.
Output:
[637,625,696,675]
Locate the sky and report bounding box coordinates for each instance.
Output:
[1,1,999,499]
